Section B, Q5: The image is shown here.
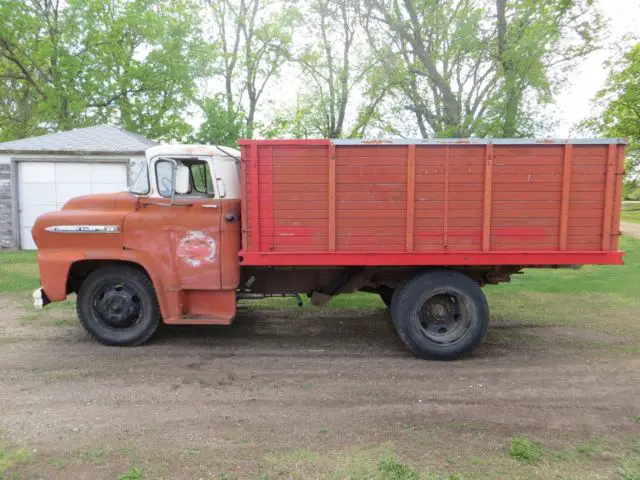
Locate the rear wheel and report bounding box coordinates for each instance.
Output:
[391,270,488,360]
[76,265,161,346]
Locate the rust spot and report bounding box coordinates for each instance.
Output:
[177,231,216,267]
[536,139,555,144]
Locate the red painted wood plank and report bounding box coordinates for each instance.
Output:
[482,145,493,251]
[239,251,624,267]
[601,144,617,251]
[329,144,336,252]
[241,145,250,251]
[492,183,563,192]
[444,146,450,249]
[611,145,625,251]
[250,142,259,252]
[335,146,407,157]
[266,146,274,251]
[406,144,416,252]
[336,174,407,184]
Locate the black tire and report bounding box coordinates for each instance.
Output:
[76,265,161,346]
[391,270,488,360]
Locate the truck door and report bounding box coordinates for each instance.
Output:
[154,158,223,291]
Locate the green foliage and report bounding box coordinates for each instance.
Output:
[190,96,245,147]
[206,0,299,139]
[582,42,640,184]
[0,0,213,142]
[118,467,144,480]
[508,437,544,464]
[363,0,603,138]
[619,459,640,480]
[0,444,32,477]
[375,454,421,480]
[623,179,640,201]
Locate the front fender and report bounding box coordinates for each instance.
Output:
[37,249,181,320]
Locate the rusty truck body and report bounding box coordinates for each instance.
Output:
[31,138,626,359]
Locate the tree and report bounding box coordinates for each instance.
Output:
[293,0,386,138]
[582,42,640,185]
[205,0,298,139]
[362,0,603,138]
[189,95,246,147]
[0,0,212,142]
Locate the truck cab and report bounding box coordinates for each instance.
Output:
[33,145,244,345]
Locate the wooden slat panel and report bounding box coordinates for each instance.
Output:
[270,146,330,157]
[492,183,563,192]
[611,145,626,251]
[263,174,329,184]
[406,144,416,251]
[250,143,259,252]
[494,145,564,157]
[444,146,450,249]
[560,144,571,251]
[242,145,250,251]
[335,156,407,166]
[328,144,336,252]
[415,217,483,228]
[335,146,407,157]
[482,145,493,251]
[336,174,406,184]
[601,144,617,251]
[266,147,274,251]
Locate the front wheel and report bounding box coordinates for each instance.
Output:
[76,265,161,346]
[391,270,488,360]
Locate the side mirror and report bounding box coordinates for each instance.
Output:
[155,158,177,201]
[175,165,191,195]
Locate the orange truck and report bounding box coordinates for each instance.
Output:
[31,139,626,359]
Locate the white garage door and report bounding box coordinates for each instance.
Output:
[18,161,128,249]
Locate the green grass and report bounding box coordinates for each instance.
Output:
[0,444,33,477]
[508,437,544,465]
[622,201,640,224]
[619,460,640,480]
[486,235,638,296]
[118,467,144,480]
[622,210,640,223]
[0,250,39,292]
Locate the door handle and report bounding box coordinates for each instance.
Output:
[202,204,219,209]
[225,213,237,222]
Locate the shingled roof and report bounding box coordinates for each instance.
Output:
[0,124,158,155]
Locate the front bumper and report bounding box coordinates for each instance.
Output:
[32,288,51,310]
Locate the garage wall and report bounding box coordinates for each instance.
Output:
[17,158,130,249]
[0,163,12,248]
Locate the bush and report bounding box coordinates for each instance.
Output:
[509,437,544,464]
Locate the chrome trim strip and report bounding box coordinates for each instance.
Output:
[45,225,120,234]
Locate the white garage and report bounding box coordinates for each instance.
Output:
[0,125,157,249]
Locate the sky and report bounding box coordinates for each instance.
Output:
[547,0,640,137]
[204,0,640,140]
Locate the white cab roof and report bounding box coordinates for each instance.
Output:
[145,144,241,159]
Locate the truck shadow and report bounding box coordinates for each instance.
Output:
[148,311,582,360]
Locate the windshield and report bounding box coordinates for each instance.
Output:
[128,157,150,195]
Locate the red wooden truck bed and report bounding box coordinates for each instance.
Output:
[239,139,625,267]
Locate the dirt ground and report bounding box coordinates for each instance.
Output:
[1,294,639,479]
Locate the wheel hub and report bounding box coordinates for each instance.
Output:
[419,293,468,343]
[95,287,141,328]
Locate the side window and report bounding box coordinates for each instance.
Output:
[155,160,174,197]
[189,162,213,195]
